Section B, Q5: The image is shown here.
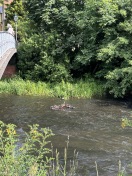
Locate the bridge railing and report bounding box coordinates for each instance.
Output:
[0,31,16,59]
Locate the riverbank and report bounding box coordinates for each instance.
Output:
[0,77,104,99]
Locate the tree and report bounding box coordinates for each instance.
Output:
[5,0,25,26]
[17,0,84,82]
[5,0,30,40]
[96,0,132,97]
[74,0,132,97]
[8,0,132,97]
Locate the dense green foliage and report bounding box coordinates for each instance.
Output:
[6,0,132,98]
[72,0,132,97]
[5,0,25,23]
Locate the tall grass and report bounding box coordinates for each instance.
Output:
[0,77,104,98]
[48,137,78,176]
[0,77,52,96]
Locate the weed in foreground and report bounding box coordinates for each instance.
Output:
[0,121,78,176]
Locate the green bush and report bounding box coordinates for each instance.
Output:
[0,121,78,176]
[0,121,53,176]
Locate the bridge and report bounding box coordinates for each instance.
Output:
[0,31,17,79]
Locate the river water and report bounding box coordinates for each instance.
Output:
[0,95,132,176]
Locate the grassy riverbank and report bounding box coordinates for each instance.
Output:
[0,77,104,99]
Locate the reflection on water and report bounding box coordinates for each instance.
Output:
[0,95,132,176]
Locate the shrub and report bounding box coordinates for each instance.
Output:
[0,121,53,176]
[0,121,78,176]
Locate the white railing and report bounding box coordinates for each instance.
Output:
[0,31,16,59]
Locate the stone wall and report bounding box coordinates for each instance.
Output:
[2,53,17,78]
[2,65,16,78]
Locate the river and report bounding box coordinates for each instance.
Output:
[0,95,132,176]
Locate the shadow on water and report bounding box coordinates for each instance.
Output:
[0,95,132,176]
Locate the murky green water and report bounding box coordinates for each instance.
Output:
[0,95,132,175]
